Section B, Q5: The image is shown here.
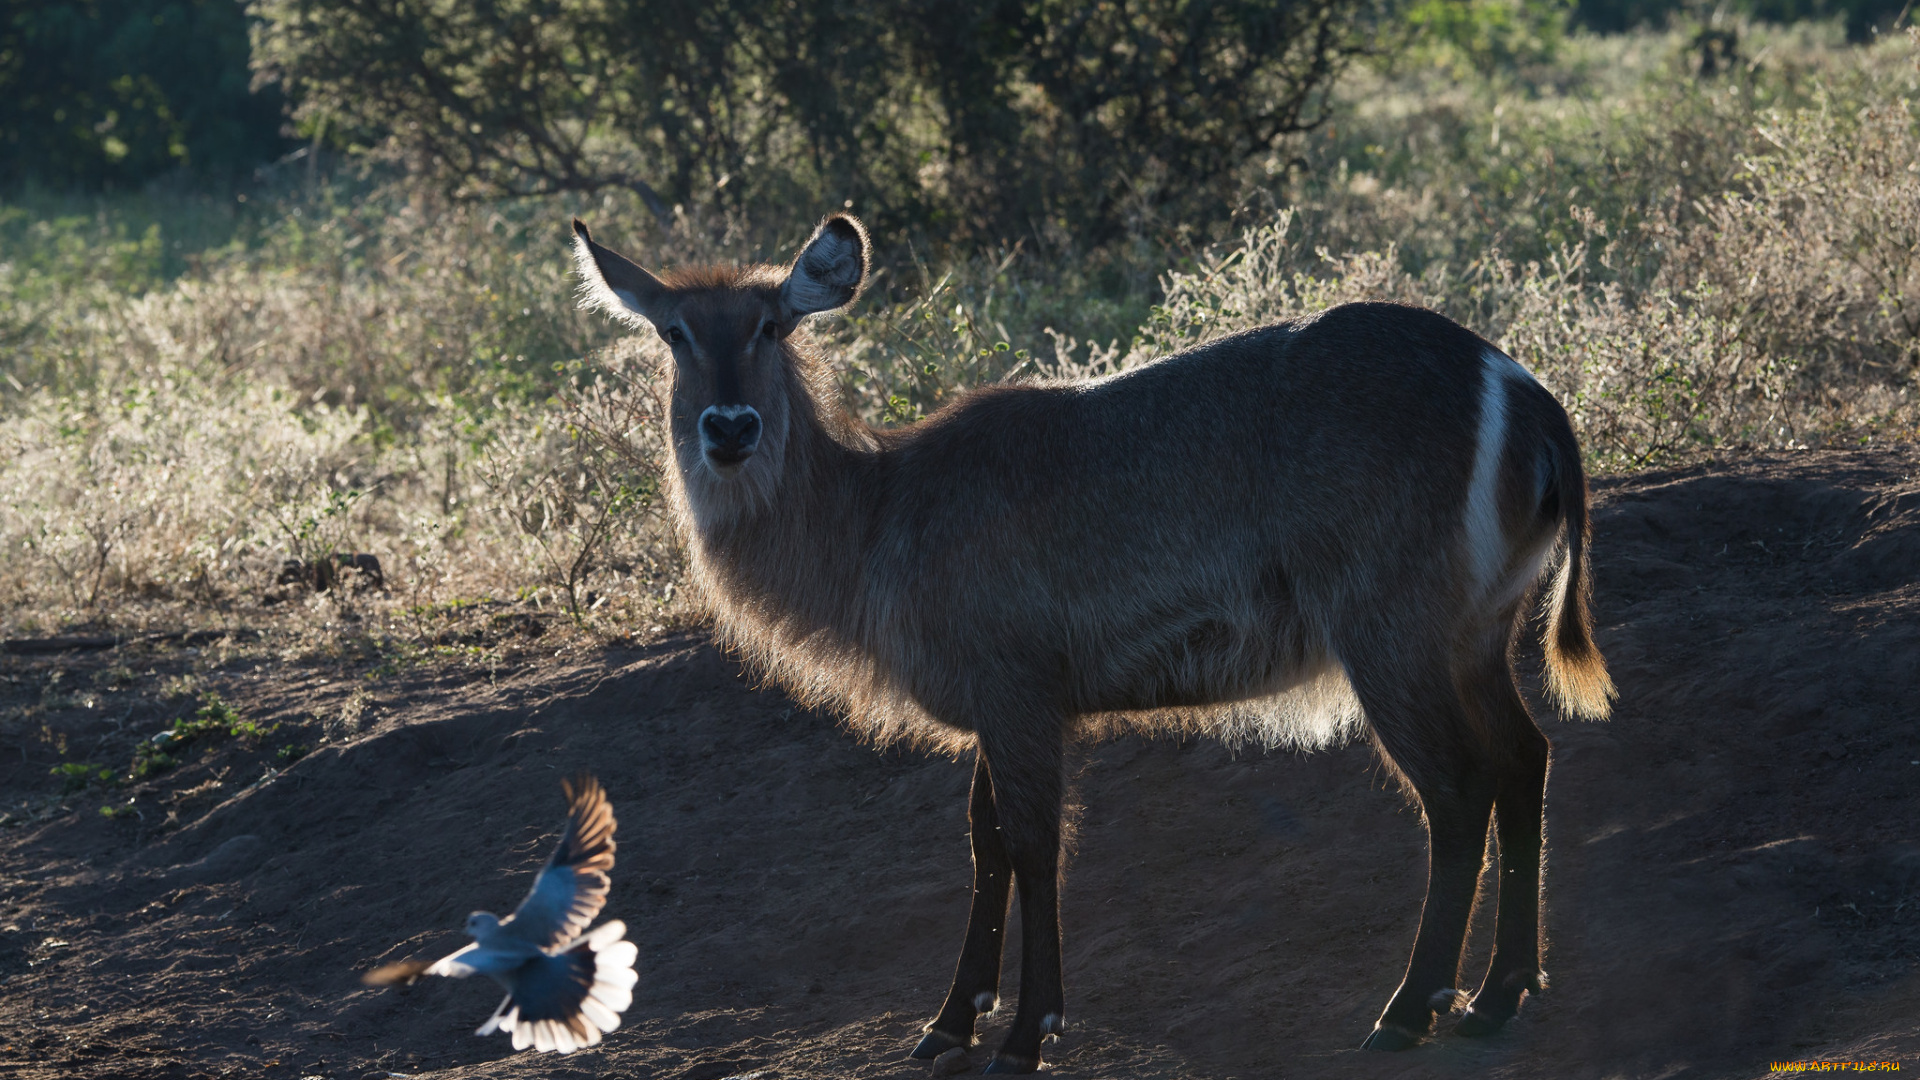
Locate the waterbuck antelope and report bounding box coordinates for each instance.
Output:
[571,213,1614,1072]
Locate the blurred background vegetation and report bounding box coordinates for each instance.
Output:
[1,0,1916,644]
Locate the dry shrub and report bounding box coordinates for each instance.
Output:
[1111,206,1905,468]
[1072,37,1920,466]
[0,371,681,638]
[1497,240,1787,465]
[465,370,679,623]
[0,193,686,639]
[3,30,1917,638]
[1656,97,1920,425]
[0,379,364,617]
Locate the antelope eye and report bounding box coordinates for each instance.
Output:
[665,326,684,344]
[761,321,778,340]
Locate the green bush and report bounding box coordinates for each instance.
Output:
[127,694,281,779]
[0,0,290,188]
[130,744,176,780]
[50,761,114,793]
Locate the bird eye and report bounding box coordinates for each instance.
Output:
[665,326,684,344]
[761,321,778,340]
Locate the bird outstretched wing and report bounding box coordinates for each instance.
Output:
[502,773,616,951]
[359,772,635,1054]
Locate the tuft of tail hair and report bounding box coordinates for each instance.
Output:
[1541,428,1615,719]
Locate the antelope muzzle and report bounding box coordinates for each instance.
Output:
[699,405,762,467]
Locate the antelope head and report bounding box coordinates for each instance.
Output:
[571,214,869,517]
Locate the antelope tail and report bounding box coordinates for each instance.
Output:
[1541,429,1615,719]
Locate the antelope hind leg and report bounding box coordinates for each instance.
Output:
[1457,676,1550,1037]
[1353,666,1496,1051]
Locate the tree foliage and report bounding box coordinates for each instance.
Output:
[249,0,1390,240]
[908,0,1391,238]
[0,0,290,187]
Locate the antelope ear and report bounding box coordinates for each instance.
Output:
[572,218,669,327]
[781,214,869,321]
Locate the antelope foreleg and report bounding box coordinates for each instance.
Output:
[913,750,1014,1059]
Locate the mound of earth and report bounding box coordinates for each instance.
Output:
[2,447,1917,1079]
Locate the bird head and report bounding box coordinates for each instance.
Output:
[465,911,501,939]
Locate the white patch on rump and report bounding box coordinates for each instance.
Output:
[1463,348,1518,595]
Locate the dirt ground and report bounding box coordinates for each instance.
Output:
[2,446,1917,1080]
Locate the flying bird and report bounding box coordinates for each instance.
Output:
[363,774,638,1053]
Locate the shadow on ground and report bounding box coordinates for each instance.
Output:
[2,447,1917,1079]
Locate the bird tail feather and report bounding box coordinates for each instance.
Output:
[486,920,638,1054]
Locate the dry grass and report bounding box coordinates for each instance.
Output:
[1077,27,1920,466]
[2,26,1916,641]
[0,191,680,643]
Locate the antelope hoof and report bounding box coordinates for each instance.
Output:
[912,1028,973,1060]
[1360,1023,1423,1051]
[1453,1008,1509,1038]
[982,1052,1040,1074]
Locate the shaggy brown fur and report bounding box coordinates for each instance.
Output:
[571,213,1612,1071]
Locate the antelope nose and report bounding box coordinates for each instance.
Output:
[699,406,761,462]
